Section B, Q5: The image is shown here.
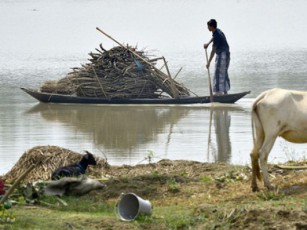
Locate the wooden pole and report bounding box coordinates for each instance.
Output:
[173,67,183,80]
[162,56,178,98]
[162,56,172,78]
[0,164,36,205]
[0,149,47,205]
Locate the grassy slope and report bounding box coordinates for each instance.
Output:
[0,160,306,230]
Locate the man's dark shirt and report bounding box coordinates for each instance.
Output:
[212,28,229,54]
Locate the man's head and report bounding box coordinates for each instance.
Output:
[207,19,217,32]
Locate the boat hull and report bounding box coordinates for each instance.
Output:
[21,88,250,104]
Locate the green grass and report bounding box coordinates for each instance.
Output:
[40,196,113,213]
[0,194,305,230]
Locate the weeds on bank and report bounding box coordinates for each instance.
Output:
[303,199,307,212]
[215,168,249,183]
[257,190,285,201]
[138,150,161,164]
[280,143,307,162]
[193,206,254,229]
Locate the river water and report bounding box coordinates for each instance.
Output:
[1,0,307,175]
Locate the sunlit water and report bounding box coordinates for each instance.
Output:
[1,0,307,175]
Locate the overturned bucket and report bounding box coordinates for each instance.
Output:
[116,193,153,221]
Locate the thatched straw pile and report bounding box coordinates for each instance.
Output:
[40,45,190,99]
[2,146,108,183]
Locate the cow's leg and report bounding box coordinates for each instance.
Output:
[250,122,264,192]
[250,140,263,192]
[259,137,276,190]
[250,149,260,192]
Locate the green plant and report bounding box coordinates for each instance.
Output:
[144,150,154,163]
[0,204,16,223]
[139,150,166,164]
[200,176,212,182]
[167,178,180,193]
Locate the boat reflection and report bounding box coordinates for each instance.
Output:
[26,103,248,164]
[26,104,190,149]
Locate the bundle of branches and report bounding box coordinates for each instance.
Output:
[40,45,190,99]
[2,146,109,183]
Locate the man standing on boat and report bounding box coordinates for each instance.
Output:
[204,19,230,95]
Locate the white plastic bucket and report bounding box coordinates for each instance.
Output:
[116,193,153,221]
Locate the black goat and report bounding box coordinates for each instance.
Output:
[51,151,97,180]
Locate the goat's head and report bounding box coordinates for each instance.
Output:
[83,151,97,165]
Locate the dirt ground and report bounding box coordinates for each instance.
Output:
[89,159,307,229]
[2,159,307,229]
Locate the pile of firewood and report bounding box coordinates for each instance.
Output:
[40,45,190,99]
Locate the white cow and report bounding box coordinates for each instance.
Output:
[250,88,307,192]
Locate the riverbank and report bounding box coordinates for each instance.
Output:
[1,157,306,229]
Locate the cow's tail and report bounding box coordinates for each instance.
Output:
[251,91,266,181]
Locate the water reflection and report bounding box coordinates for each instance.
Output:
[208,107,232,163]
[26,104,190,149]
[26,103,246,164]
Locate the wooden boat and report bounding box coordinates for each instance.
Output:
[21,88,250,105]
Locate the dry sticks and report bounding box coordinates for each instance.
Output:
[41,44,190,99]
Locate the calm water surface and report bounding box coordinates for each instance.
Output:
[1,0,307,175]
